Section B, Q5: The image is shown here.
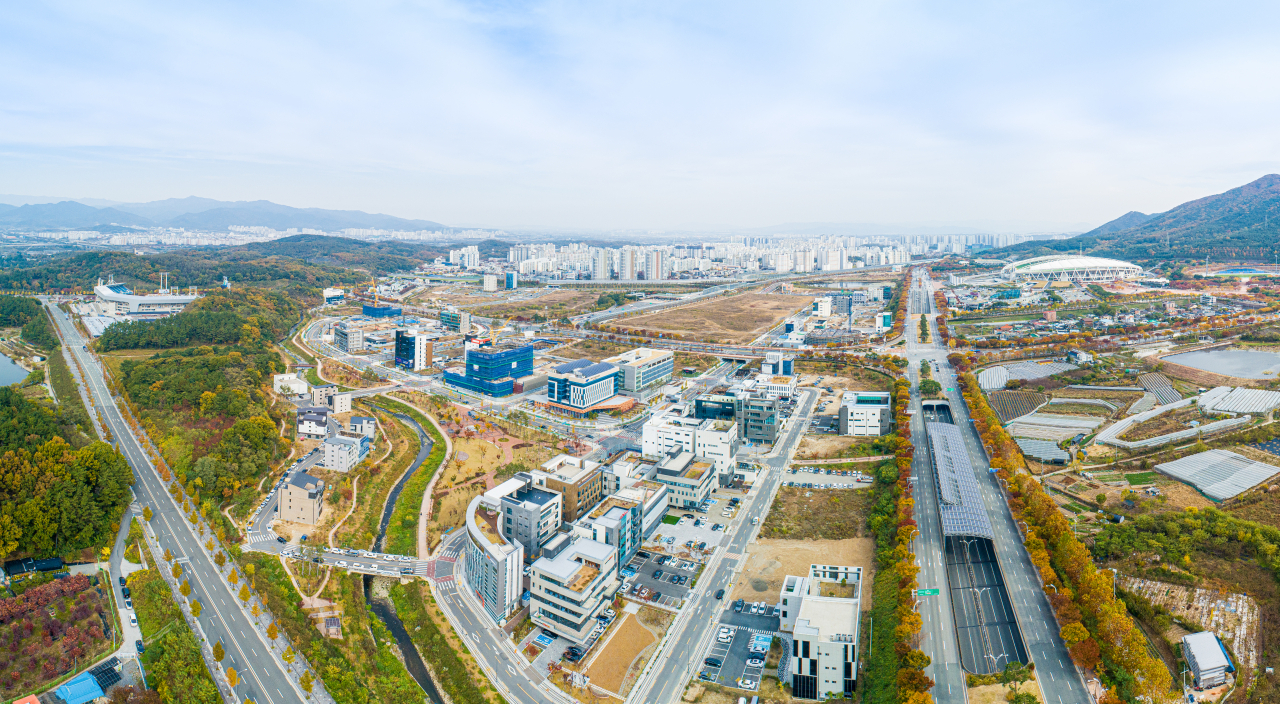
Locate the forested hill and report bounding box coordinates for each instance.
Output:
[0,249,365,295]
[988,174,1280,262]
[0,386,133,560]
[96,287,303,350]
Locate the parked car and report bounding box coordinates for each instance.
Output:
[119,576,127,587]
[653,570,664,579]
[746,658,765,668]
[733,598,745,612]
[135,639,145,654]
[125,597,133,610]
[121,586,131,599]
[129,614,137,628]
[704,657,722,668]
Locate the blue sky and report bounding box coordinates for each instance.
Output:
[3,1,1280,231]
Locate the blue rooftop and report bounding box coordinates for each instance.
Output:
[554,359,594,374]
[56,672,104,704]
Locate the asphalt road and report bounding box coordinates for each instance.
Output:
[45,301,309,704]
[908,276,1091,704]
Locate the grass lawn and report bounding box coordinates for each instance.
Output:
[1126,472,1159,485]
[661,514,680,525]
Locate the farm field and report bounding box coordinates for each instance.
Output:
[620,293,812,344]
[1125,472,1158,485]
[1117,406,1204,441]
[988,391,1047,423]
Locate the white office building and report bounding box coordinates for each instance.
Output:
[838,392,892,436]
[465,493,525,623]
[1182,631,1230,689]
[483,274,499,292]
[273,373,309,396]
[529,535,619,643]
[784,565,863,700]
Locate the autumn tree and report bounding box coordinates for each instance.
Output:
[190,599,202,617]
[212,640,224,662]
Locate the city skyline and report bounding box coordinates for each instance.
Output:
[4,2,1280,232]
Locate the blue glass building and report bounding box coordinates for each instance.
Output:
[444,344,534,396]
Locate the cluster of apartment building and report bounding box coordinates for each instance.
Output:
[330,315,443,372]
[274,372,377,480]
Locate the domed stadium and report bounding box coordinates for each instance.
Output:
[1001,254,1144,283]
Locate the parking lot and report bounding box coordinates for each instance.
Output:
[698,621,777,691]
[622,551,702,607]
[648,509,731,553]
[784,466,874,489]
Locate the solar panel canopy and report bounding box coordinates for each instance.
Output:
[927,422,994,539]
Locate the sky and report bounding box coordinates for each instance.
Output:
[3,1,1280,232]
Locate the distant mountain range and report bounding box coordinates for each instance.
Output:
[990,174,1280,261]
[0,196,447,232]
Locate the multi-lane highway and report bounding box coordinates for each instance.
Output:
[906,275,1091,704]
[44,301,311,704]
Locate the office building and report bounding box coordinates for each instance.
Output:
[755,375,798,400]
[784,565,862,700]
[488,473,564,560]
[761,352,793,376]
[362,304,402,318]
[603,347,674,395]
[440,308,471,334]
[444,343,535,397]
[394,329,434,372]
[577,495,642,573]
[642,412,740,472]
[693,388,780,445]
[837,392,892,436]
[483,274,499,292]
[812,297,832,316]
[279,471,326,525]
[323,432,371,473]
[534,455,605,523]
[545,359,623,416]
[296,407,329,440]
[505,272,518,289]
[652,450,719,509]
[1182,632,1230,689]
[350,416,377,438]
[529,535,619,643]
[874,311,892,333]
[334,321,365,353]
[323,287,345,305]
[465,492,525,623]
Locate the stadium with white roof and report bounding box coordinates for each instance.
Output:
[1001,254,1144,283]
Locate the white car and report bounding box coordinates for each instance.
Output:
[337,561,349,568]
[129,614,138,628]
[741,679,757,689]
[746,658,764,668]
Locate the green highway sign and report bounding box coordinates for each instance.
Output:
[917,589,940,596]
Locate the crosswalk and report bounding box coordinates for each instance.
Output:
[245,531,278,544]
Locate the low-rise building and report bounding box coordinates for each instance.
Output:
[534,455,604,523]
[394,328,435,372]
[837,391,892,436]
[545,359,628,417]
[755,375,798,400]
[323,287,345,305]
[529,535,619,643]
[1183,631,1230,689]
[280,471,326,525]
[444,343,534,397]
[603,347,674,396]
[783,564,863,700]
[323,432,371,473]
[273,373,309,396]
[334,321,366,353]
[350,416,377,438]
[296,407,330,440]
[642,412,740,472]
[652,450,718,509]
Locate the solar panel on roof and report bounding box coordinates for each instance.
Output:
[554,359,593,374]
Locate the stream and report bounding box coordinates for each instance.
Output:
[362,408,444,704]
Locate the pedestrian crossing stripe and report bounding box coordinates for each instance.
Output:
[721,553,742,561]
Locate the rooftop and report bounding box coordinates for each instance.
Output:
[534,537,614,592]
[603,347,671,366]
[587,496,638,520]
[475,506,506,546]
[288,471,324,492]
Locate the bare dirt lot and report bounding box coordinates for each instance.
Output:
[474,290,602,319]
[585,612,658,695]
[622,293,812,344]
[560,338,720,374]
[760,487,873,539]
[1119,406,1205,441]
[795,436,887,460]
[730,538,875,609]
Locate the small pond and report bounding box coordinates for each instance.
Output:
[1163,349,1280,379]
[0,352,30,386]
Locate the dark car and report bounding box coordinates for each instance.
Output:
[121,586,131,599]
[542,628,558,639]
[135,639,145,654]
[653,570,664,579]
[119,576,127,587]
[734,598,745,612]
[715,589,725,600]
[400,567,414,575]
[276,536,287,544]
[704,657,722,668]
